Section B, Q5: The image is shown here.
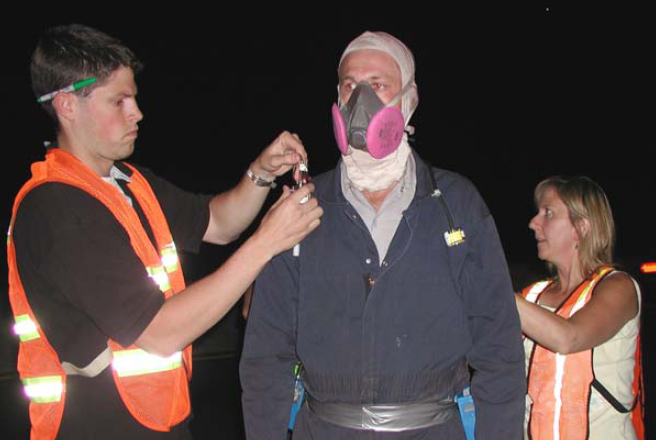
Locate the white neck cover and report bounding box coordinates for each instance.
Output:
[342,136,411,192]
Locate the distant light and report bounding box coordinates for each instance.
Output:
[640,262,656,274]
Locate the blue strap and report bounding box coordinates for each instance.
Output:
[455,387,475,440]
[288,374,306,430]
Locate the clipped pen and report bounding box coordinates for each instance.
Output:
[37,77,97,103]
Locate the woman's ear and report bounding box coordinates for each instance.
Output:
[575,217,591,240]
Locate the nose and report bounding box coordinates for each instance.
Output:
[127,98,144,123]
[529,213,540,232]
[133,102,144,123]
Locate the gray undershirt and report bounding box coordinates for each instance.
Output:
[340,154,417,265]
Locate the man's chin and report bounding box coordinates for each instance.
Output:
[118,142,136,160]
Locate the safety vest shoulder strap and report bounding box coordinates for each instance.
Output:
[120,162,191,376]
[47,150,165,275]
[557,266,614,318]
[522,279,552,304]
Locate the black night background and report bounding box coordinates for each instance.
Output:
[0,5,653,438]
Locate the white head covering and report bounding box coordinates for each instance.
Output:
[339,31,419,126]
[338,31,419,192]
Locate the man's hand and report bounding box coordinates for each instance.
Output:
[249,131,307,183]
[251,183,323,258]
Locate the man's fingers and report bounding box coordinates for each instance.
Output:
[269,150,301,172]
[279,131,307,163]
[288,184,315,205]
[270,186,292,210]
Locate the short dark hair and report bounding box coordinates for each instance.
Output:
[31,24,143,121]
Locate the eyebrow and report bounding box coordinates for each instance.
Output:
[109,89,138,99]
[339,74,392,83]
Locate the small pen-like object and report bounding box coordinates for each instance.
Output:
[295,161,309,203]
[292,160,309,257]
[37,77,97,103]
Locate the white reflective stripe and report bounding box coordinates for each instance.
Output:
[151,270,169,287]
[161,251,178,272]
[551,276,599,439]
[553,353,566,440]
[13,315,40,341]
[22,376,63,403]
[14,316,37,334]
[7,217,15,243]
[113,349,182,377]
[570,293,589,316]
[526,281,550,303]
[570,281,595,317]
[161,242,179,272]
[147,265,171,291]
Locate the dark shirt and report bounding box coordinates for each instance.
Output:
[13,161,211,439]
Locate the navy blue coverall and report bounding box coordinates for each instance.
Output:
[241,151,525,439]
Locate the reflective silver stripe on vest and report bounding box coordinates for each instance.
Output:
[112,349,182,377]
[13,314,40,342]
[552,277,600,440]
[525,281,550,304]
[147,265,171,292]
[161,242,179,273]
[306,393,458,432]
[22,376,64,403]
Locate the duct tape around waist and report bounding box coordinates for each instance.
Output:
[306,393,458,432]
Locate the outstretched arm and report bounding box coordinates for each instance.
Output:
[135,183,322,357]
[516,272,638,354]
[204,131,307,245]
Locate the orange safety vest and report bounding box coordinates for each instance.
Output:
[521,267,644,440]
[7,148,192,439]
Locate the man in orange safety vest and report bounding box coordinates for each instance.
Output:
[8,24,323,439]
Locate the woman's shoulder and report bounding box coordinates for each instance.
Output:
[593,270,640,319]
[597,270,637,295]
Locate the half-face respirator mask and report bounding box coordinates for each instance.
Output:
[331,82,412,159]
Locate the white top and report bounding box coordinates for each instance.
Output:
[523,272,641,440]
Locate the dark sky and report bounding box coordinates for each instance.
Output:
[1,5,654,283]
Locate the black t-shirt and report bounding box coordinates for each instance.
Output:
[13,162,212,439]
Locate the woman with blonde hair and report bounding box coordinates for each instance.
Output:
[516,176,644,439]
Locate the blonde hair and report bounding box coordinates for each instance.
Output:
[534,176,616,277]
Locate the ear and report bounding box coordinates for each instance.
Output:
[575,218,591,240]
[51,92,78,123]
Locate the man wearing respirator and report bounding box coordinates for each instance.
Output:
[241,31,525,440]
